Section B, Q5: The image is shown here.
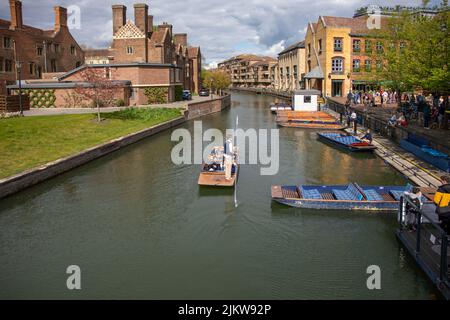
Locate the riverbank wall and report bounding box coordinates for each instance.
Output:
[229,87,291,100]
[0,94,231,199]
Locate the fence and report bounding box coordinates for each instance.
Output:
[0,95,30,113]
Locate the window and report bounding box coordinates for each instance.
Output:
[353,40,361,52]
[308,43,311,57]
[37,46,43,56]
[304,96,312,103]
[70,45,76,55]
[376,41,383,53]
[75,61,81,68]
[365,40,372,53]
[307,61,311,72]
[334,38,343,52]
[54,43,60,53]
[0,57,3,72]
[318,39,322,54]
[280,67,283,78]
[331,57,344,73]
[126,46,133,54]
[293,65,298,78]
[50,59,57,72]
[29,62,35,75]
[376,60,382,71]
[365,60,371,72]
[286,67,290,77]
[3,37,12,48]
[352,59,360,72]
[5,59,13,72]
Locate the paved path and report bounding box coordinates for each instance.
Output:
[326,107,445,189]
[23,95,213,117]
[329,97,450,152]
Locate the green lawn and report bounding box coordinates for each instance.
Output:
[0,108,183,179]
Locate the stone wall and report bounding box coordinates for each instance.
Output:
[186,94,231,120]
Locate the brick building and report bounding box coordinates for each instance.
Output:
[8,2,203,107]
[0,0,84,94]
[218,54,276,88]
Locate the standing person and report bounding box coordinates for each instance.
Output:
[350,111,358,134]
[347,90,353,106]
[423,102,431,129]
[382,91,389,106]
[434,175,450,234]
[438,96,445,129]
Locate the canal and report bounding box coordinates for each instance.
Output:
[0,91,438,299]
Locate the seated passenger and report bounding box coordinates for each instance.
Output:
[360,129,373,143]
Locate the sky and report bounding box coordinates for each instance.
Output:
[0,0,438,68]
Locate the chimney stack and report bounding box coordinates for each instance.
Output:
[134,3,148,35]
[147,15,153,33]
[112,5,126,34]
[174,34,187,47]
[9,0,23,29]
[54,6,67,31]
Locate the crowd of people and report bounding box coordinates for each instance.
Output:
[345,89,448,130]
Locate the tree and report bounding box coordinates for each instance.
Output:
[369,2,449,100]
[202,69,231,95]
[74,67,122,122]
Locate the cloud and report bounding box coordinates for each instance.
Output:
[0,0,425,64]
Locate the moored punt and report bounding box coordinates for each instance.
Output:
[198,143,239,188]
[317,132,377,152]
[276,111,346,130]
[271,183,431,211]
[270,102,292,113]
[198,164,238,187]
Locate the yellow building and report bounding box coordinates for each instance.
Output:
[304,15,387,97]
[273,41,306,92]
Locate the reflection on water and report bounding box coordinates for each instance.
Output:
[0,91,438,299]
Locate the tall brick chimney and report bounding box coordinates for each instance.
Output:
[112,5,126,34]
[174,34,187,46]
[147,15,153,33]
[9,0,23,29]
[134,3,148,35]
[54,6,67,31]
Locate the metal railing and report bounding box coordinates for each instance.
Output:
[399,195,449,284]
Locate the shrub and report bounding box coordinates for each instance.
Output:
[144,87,168,104]
[115,99,125,107]
[174,85,183,101]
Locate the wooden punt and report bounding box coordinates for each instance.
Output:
[276,111,346,130]
[198,164,238,187]
[317,132,377,152]
[271,183,433,211]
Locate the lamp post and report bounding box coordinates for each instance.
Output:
[16,60,23,116]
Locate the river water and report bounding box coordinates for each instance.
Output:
[0,92,438,299]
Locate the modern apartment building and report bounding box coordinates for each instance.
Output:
[272,40,306,92]
[218,54,277,88]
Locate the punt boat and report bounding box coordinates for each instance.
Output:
[271,182,431,211]
[270,102,292,113]
[198,141,239,187]
[317,132,377,152]
[276,111,346,130]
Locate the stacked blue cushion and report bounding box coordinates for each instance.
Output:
[364,189,383,201]
[300,187,322,199]
[333,184,363,201]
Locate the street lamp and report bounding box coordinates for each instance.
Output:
[16,61,23,116]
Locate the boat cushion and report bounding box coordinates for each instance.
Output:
[364,189,384,201]
[333,184,363,201]
[301,187,322,199]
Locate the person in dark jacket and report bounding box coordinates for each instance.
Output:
[435,175,450,234]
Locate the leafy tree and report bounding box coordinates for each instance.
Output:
[369,1,449,99]
[202,69,231,95]
[74,67,123,121]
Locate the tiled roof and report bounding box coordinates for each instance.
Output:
[321,15,389,34]
[114,20,146,39]
[188,47,200,58]
[150,28,168,44]
[278,40,305,55]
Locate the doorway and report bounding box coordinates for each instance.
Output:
[331,80,343,97]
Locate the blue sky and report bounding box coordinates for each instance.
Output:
[0,0,438,68]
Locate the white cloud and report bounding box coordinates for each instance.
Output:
[265,40,285,57]
[0,0,424,65]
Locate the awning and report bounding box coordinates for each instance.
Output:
[304,66,324,79]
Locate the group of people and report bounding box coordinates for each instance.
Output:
[347,89,398,107]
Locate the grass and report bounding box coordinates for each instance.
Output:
[0,108,183,179]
